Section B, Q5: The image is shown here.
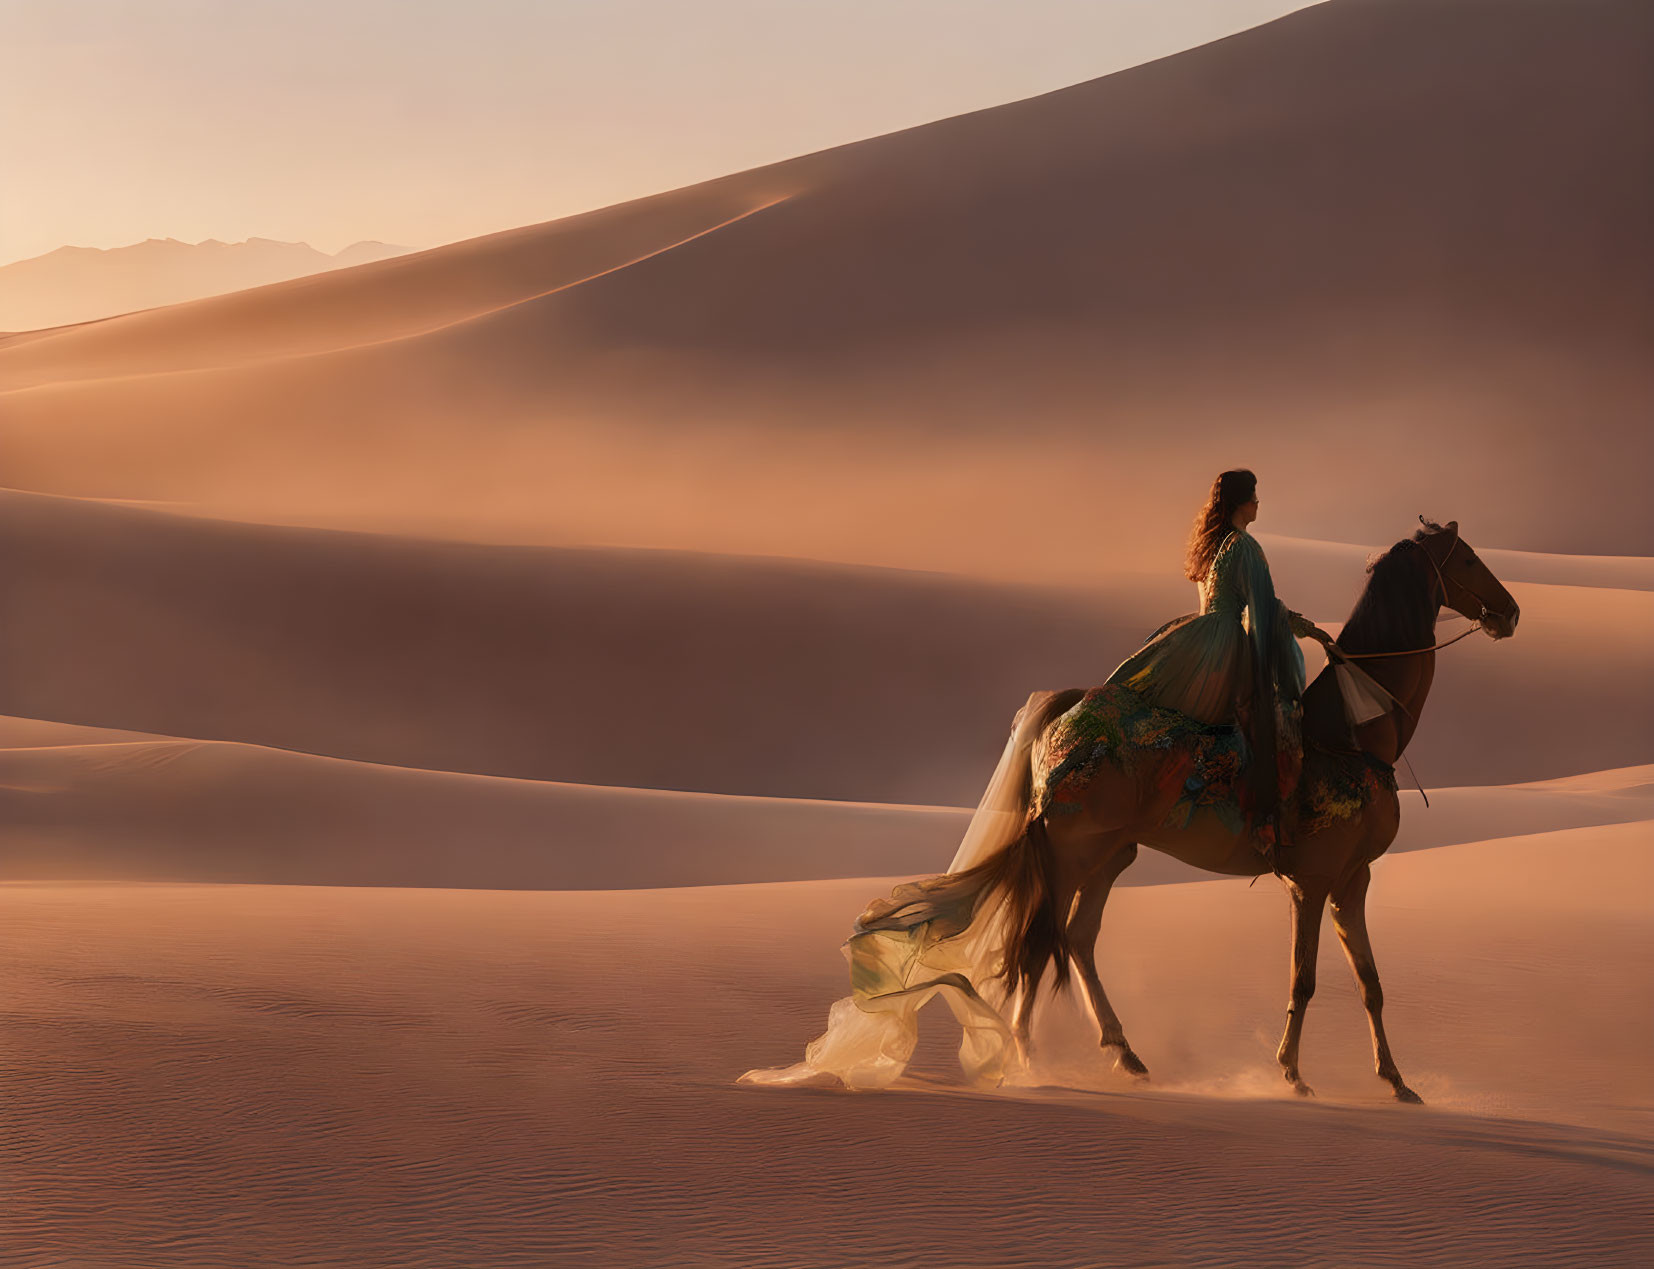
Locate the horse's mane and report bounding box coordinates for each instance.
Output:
[1302,529,1440,752]
[1336,530,1437,656]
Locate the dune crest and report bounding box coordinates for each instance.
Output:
[7,721,1649,890]
[2,491,1647,807]
[0,0,1648,557]
[0,237,407,334]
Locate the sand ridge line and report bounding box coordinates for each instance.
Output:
[1,1,1647,568]
[4,724,1651,891]
[0,193,801,397]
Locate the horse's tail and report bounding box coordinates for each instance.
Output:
[976,814,1070,1001]
[956,687,1082,1006]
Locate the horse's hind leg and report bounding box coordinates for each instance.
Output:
[1331,864,1423,1104]
[1067,837,1148,1078]
[1008,819,1090,1065]
[1275,876,1330,1097]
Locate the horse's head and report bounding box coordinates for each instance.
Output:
[1416,518,1519,639]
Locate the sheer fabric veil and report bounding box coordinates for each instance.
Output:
[948,718,1041,873]
[738,709,1046,1091]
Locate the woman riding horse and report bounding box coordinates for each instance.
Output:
[742,504,1518,1102]
[1103,468,1336,873]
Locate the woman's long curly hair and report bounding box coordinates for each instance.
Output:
[1184,468,1257,583]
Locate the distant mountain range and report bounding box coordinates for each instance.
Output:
[0,237,408,332]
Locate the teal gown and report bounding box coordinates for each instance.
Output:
[1106,528,1309,829]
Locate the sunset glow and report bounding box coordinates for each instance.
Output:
[2,0,1313,265]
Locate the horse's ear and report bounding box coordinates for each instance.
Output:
[1447,520,1459,534]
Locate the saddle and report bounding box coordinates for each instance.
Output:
[1032,683,1257,835]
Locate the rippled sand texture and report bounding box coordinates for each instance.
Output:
[5,821,1652,1268]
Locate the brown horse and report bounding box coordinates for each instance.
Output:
[974,519,1518,1103]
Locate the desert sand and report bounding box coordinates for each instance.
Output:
[5,820,1651,1267]
[0,730,1648,891]
[2,0,1650,1265]
[1,491,1648,804]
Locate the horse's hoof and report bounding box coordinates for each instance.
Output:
[1393,1084,1424,1105]
[1113,1047,1150,1080]
[1288,1076,1315,1098]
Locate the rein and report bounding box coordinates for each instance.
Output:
[1332,623,1485,660]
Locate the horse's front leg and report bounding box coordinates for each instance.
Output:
[1067,839,1148,1078]
[1276,877,1329,1096]
[1331,864,1423,1104]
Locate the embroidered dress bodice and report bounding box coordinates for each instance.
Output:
[1104,528,1302,732]
[1198,530,1251,619]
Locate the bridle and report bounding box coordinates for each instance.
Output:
[1320,519,1513,804]
[1334,519,1511,661]
[1417,520,1513,629]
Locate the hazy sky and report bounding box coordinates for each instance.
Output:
[2,0,1316,266]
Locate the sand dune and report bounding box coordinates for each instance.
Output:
[0,716,161,748]
[1263,532,1654,594]
[0,184,785,386]
[1382,764,1654,853]
[0,738,968,889]
[7,3,1647,1263]
[0,489,1162,805]
[0,1,1648,563]
[4,714,1648,890]
[6,819,1649,1267]
[3,491,1648,808]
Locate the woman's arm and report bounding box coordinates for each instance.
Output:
[1286,608,1335,645]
